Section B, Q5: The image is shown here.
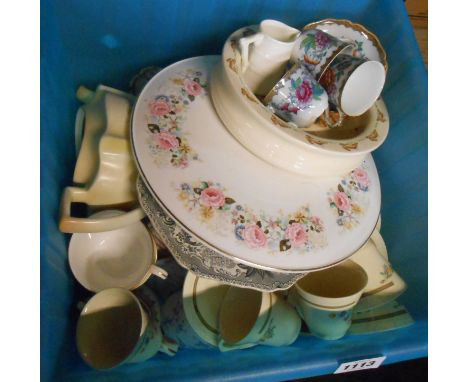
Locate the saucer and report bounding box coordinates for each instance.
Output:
[131,56,381,272]
[303,19,388,71]
[182,272,230,347]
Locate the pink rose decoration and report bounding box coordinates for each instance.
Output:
[184,79,203,96]
[352,168,369,187]
[200,187,225,208]
[243,224,267,249]
[311,216,323,227]
[154,131,179,150]
[149,100,171,116]
[285,223,307,247]
[333,191,351,212]
[296,80,313,103]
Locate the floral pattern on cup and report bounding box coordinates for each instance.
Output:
[328,310,352,323]
[266,65,328,129]
[380,263,394,284]
[327,167,370,229]
[299,30,333,65]
[177,181,327,253]
[146,69,208,168]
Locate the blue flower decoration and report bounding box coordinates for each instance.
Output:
[235,224,245,240]
[236,205,243,211]
[181,183,190,191]
[155,95,170,102]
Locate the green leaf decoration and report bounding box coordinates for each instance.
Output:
[300,35,316,50]
[279,239,292,252]
[194,77,200,83]
[194,188,202,195]
[188,94,195,102]
[296,77,303,86]
[338,184,345,193]
[224,197,236,205]
[147,124,160,133]
[201,181,209,189]
[291,78,297,89]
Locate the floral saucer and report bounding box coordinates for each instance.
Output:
[131,56,381,273]
[302,19,388,71]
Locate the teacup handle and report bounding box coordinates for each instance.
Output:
[159,335,178,356]
[322,107,345,129]
[150,264,168,280]
[239,32,264,72]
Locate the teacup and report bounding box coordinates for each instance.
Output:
[351,230,407,313]
[288,260,368,340]
[319,54,386,117]
[218,287,301,351]
[68,210,168,292]
[239,20,300,95]
[291,29,354,79]
[264,64,328,128]
[161,272,229,348]
[76,288,177,370]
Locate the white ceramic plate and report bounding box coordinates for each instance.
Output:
[131,56,381,272]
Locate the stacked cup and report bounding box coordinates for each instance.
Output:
[261,29,386,129]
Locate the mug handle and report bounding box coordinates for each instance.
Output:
[322,107,345,129]
[59,186,146,233]
[239,32,264,72]
[159,335,178,356]
[150,264,168,280]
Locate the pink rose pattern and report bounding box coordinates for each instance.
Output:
[328,167,370,229]
[177,181,327,253]
[146,69,207,168]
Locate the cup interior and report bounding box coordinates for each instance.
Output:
[219,287,262,345]
[69,211,155,291]
[76,289,142,369]
[261,20,298,43]
[297,260,368,298]
[341,60,385,116]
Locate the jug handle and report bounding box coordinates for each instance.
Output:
[59,186,146,233]
[239,33,264,72]
[370,229,389,261]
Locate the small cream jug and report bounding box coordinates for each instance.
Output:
[239,20,299,95]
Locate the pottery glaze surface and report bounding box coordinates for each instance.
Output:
[132,56,381,272]
[212,27,390,178]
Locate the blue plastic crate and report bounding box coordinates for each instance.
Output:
[40,0,427,380]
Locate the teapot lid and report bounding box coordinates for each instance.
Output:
[131,56,380,272]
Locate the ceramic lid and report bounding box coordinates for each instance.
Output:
[131,56,381,272]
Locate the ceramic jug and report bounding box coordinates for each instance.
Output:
[239,20,299,96]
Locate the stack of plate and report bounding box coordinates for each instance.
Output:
[131,20,389,291]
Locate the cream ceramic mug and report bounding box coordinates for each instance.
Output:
[76,288,177,370]
[218,287,301,351]
[351,230,407,313]
[239,20,300,95]
[288,260,368,340]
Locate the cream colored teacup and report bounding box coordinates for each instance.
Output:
[218,287,301,351]
[68,210,167,292]
[289,260,368,340]
[76,288,177,370]
[351,230,407,312]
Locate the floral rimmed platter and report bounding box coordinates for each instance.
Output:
[131,56,381,272]
[213,27,390,179]
[302,19,388,72]
[137,177,307,291]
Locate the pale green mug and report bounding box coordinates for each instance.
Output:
[218,287,301,351]
[289,260,368,340]
[76,288,178,369]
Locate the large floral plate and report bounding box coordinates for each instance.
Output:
[137,178,306,291]
[131,56,381,272]
[303,19,388,71]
